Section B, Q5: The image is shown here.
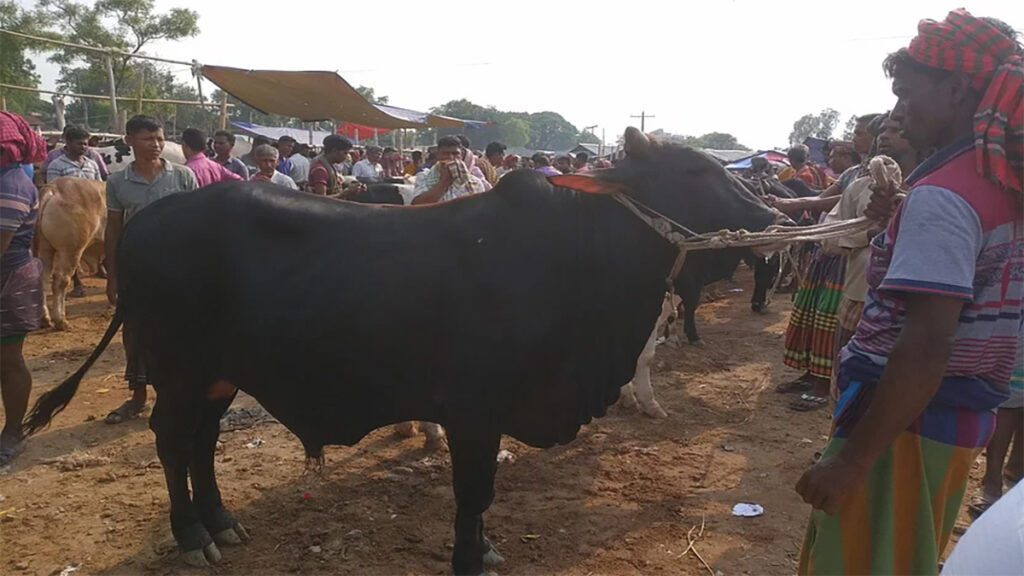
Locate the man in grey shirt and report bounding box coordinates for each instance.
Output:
[104,114,198,425]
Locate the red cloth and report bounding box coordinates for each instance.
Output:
[0,112,47,167]
[336,123,393,139]
[907,9,1023,194]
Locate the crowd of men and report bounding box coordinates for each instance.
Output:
[0,7,1021,575]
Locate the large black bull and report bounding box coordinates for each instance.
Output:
[25,129,782,575]
[671,175,805,344]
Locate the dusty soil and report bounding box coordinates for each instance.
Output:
[0,271,985,575]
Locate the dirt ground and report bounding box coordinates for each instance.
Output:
[0,271,986,575]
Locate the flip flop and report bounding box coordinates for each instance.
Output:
[775,378,813,394]
[789,394,829,412]
[104,400,148,425]
[967,493,999,520]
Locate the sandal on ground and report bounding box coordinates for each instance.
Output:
[0,435,26,467]
[967,493,999,520]
[104,400,148,425]
[789,393,829,412]
[775,378,813,394]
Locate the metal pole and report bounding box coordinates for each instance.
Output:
[105,54,120,133]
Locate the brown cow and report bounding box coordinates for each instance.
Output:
[35,177,106,330]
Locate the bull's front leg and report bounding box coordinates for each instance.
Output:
[448,425,503,575]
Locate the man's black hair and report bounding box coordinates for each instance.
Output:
[278,135,297,145]
[437,135,462,149]
[532,153,551,167]
[252,136,272,148]
[323,134,354,153]
[485,141,506,157]
[411,150,423,161]
[213,130,235,145]
[64,125,90,142]
[456,134,471,149]
[125,114,163,135]
[787,145,808,164]
[182,128,206,152]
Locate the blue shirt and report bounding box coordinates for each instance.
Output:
[0,165,39,275]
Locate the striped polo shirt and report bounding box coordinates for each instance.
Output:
[841,135,1024,411]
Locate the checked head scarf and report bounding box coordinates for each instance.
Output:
[905,9,1023,194]
[0,111,47,168]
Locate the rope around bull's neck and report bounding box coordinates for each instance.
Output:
[611,155,901,254]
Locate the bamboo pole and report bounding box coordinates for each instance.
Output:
[105,55,119,133]
[0,28,195,67]
[1,95,6,111]
[219,92,228,130]
[0,83,235,107]
[136,67,145,114]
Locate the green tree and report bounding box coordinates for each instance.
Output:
[841,116,859,140]
[694,131,749,150]
[788,108,842,145]
[34,0,200,131]
[501,117,530,147]
[0,1,54,117]
[355,85,389,105]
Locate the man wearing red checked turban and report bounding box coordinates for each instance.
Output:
[795,9,1023,575]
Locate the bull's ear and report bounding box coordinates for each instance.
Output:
[549,174,625,195]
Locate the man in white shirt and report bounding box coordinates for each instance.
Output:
[250,145,299,190]
[352,145,384,182]
[45,125,102,182]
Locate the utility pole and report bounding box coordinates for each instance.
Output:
[630,111,655,133]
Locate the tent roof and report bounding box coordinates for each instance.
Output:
[231,121,336,146]
[201,66,485,130]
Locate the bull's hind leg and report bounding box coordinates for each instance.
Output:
[448,426,503,575]
[190,393,249,548]
[150,387,221,566]
[51,249,83,330]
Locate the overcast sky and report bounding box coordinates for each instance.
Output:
[20,0,1023,150]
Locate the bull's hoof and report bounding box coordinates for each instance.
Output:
[483,539,505,566]
[640,404,668,419]
[424,436,449,452]
[53,319,68,331]
[181,542,222,567]
[393,422,417,438]
[688,338,706,347]
[751,302,767,314]
[213,522,250,546]
[618,392,638,410]
[40,315,52,329]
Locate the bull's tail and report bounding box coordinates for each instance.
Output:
[23,305,123,435]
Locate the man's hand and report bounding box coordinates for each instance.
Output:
[864,179,906,221]
[795,452,870,515]
[106,278,117,306]
[438,162,455,188]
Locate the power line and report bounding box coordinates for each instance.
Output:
[630,111,655,133]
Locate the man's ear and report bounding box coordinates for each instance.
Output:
[549,174,626,195]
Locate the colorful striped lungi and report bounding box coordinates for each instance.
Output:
[799,377,995,575]
[784,248,846,378]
